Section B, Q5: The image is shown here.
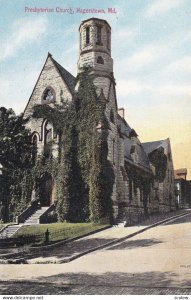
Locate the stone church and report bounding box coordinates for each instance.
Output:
[23,18,176,224]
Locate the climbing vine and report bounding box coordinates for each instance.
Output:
[148,148,167,182]
[124,162,153,215]
[32,68,115,224]
[0,107,33,222]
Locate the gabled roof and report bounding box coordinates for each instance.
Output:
[117,114,132,137]
[142,139,169,155]
[23,53,76,116]
[51,56,76,95]
[117,114,151,171]
[124,137,151,170]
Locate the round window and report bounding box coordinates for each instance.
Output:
[42,87,55,104]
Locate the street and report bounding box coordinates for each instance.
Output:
[1,213,191,295]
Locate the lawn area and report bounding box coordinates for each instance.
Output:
[14,223,109,245]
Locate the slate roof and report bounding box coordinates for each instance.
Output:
[117,114,132,137]
[117,115,151,171]
[142,139,168,154]
[137,144,151,169]
[175,168,187,175]
[80,18,111,29]
[52,57,76,95]
[124,137,151,170]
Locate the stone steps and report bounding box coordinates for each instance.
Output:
[0,207,49,239]
[0,225,23,239]
[114,221,127,227]
[115,210,128,227]
[24,207,48,224]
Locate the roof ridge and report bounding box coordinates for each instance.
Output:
[52,57,75,80]
[142,139,167,145]
[50,56,76,95]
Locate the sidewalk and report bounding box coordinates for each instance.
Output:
[0,208,190,264]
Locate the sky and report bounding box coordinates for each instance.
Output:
[0,0,191,178]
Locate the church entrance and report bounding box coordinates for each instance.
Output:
[39,174,53,207]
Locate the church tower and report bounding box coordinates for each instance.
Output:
[78,18,119,218]
[78,18,113,76]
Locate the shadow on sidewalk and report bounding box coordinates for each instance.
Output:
[1,271,190,295]
[0,238,115,261]
[105,238,163,250]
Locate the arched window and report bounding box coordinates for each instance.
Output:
[0,163,2,175]
[97,56,104,64]
[44,121,53,145]
[43,121,53,159]
[86,26,90,44]
[96,25,102,45]
[130,145,136,154]
[129,179,133,202]
[112,139,115,165]
[32,134,38,164]
[42,86,55,104]
[107,28,110,50]
[110,109,115,124]
[130,144,138,163]
[140,188,143,202]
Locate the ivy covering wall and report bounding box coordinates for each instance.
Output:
[148,148,167,182]
[32,68,115,224]
[0,107,33,222]
[124,162,153,215]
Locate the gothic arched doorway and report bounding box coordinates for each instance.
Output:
[39,174,53,207]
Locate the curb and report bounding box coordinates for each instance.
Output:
[1,211,190,264]
[29,210,191,264]
[30,225,112,250]
[0,225,112,260]
[56,211,191,264]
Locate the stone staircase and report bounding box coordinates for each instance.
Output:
[114,215,127,227]
[24,207,48,224]
[115,210,127,227]
[0,207,49,239]
[114,219,127,227]
[0,225,22,239]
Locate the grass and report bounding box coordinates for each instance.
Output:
[14,222,109,245]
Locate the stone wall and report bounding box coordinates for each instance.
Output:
[24,56,73,158]
[78,18,113,74]
[159,141,176,212]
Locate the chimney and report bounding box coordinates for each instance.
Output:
[118,108,125,119]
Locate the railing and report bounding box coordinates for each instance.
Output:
[0,225,102,248]
[16,205,37,224]
[0,224,10,234]
[0,233,45,247]
[39,204,55,223]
